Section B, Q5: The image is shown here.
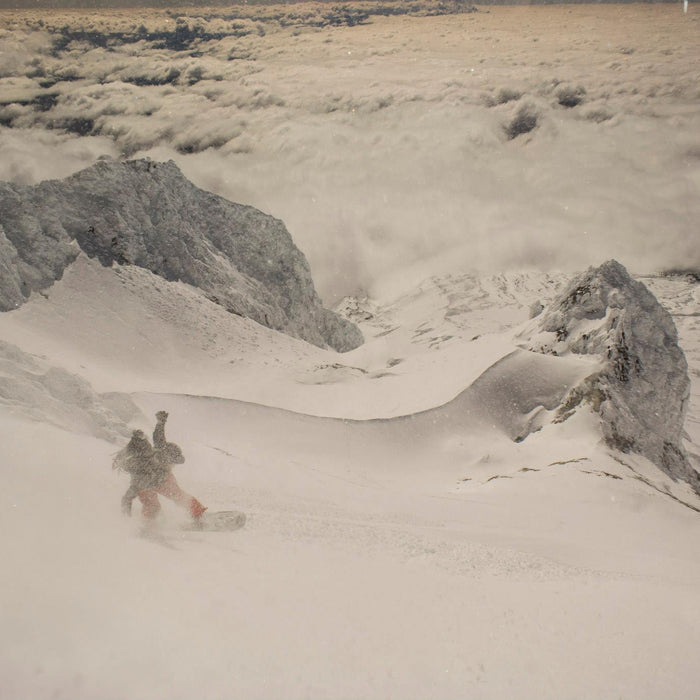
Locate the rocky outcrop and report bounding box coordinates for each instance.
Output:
[519,260,698,492]
[0,158,362,352]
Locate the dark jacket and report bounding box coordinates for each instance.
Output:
[118,417,186,515]
[123,430,170,491]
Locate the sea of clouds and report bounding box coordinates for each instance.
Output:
[1,8,699,302]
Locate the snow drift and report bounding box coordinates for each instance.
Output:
[0,158,362,352]
[0,338,140,441]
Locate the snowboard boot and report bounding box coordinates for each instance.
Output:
[190,498,207,526]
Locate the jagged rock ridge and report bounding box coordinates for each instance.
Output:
[520,259,698,492]
[0,158,362,352]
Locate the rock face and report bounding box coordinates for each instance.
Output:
[0,158,362,352]
[519,260,698,492]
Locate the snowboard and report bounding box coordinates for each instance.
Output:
[183,510,246,532]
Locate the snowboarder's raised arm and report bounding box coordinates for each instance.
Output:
[153,410,168,449]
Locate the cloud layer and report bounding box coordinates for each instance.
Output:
[1,5,699,302]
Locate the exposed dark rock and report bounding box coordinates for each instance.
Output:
[0,158,363,352]
[520,260,697,492]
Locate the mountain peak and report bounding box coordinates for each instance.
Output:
[0,159,362,352]
[81,157,186,181]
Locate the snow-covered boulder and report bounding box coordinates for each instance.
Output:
[0,158,362,352]
[0,339,140,441]
[519,260,697,492]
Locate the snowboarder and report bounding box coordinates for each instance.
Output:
[115,411,207,524]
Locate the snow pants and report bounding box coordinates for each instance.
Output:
[138,472,207,520]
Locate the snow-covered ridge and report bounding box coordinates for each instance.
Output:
[336,270,567,340]
[337,262,699,493]
[0,158,362,352]
[1,253,697,495]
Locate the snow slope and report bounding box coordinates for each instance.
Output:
[2,257,700,700]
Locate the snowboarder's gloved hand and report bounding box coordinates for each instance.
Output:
[156,410,169,422]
